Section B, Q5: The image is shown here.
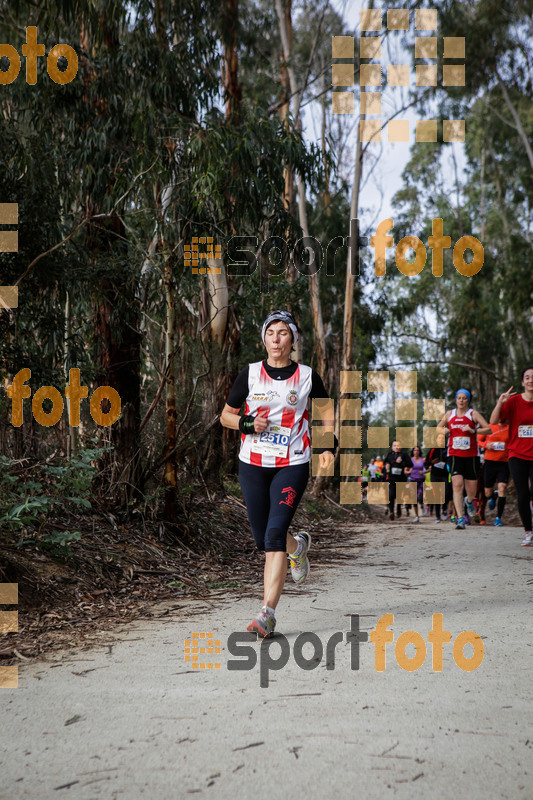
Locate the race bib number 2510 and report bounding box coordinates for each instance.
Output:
[251,424,291,458]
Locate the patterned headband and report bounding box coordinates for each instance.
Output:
[261,311,298,344]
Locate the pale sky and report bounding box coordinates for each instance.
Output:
[325,0,467,236]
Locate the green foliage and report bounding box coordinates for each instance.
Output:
[0,445,104,554]
[2,0,531,515]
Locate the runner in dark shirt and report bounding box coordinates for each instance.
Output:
[425,446,450,522]
[384,441,413,521]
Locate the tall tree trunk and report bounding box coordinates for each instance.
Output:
[63,290,77,459]
[84,11,142,505]
[197,0,243,480]
[280,0,295,221]
[276,0,327,375]
[90,229,141,504]
[342,124,363,371]
[221,0,242,123]
[163,258,178,521]
[321,59,330,216]
[207,260,229,346]
[278,0,303,361]
[342,0,376,372]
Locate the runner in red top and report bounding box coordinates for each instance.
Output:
[437,389,491,530]
[220,310,335,635]
[477,424,510,526]
[491,367,533,545]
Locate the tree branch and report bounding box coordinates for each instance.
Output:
[14,217,88,286]
[382,359,509,382]
[495,72,533,171]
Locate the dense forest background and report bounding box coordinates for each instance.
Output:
[1,0,532,542]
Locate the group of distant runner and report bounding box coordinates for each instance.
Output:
[362,431,508,526]
[221,309,533,638]
[357,381,533,540]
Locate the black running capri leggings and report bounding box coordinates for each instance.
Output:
[238,461,310,552]
[508,457,533,532]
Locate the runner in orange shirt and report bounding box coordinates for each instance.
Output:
[477,423,510,527]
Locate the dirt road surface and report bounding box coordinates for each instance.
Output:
[2,519,532,799]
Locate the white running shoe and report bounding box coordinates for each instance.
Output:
[521,531,533,547]
[435,518,441,523]
[247,607,276,637]
[289,532,311,583]
[413,516,419,523]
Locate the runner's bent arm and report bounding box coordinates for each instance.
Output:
[472,409,491,435]
[437,411,450,432]
[490,387,515,424]
[220,366,269,434]
[220,403,269,433]
[220,403,241,430]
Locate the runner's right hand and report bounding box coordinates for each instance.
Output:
[498,386,515,405]
[254,410,269,433]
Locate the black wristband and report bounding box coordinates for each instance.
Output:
[239,414,256,435]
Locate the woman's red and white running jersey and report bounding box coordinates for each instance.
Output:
[447,408,479,457]
[239,360,313,467]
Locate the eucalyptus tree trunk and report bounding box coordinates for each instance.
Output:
[276,0,327,376]
[84,12,142,505]
[278,0,303,361]
[207,262,229,346]
[320,58,330,217]
[342,0,375,373]
[342,123,363,371]
[196,0,243,478]
[64,290,77,459]
[163,259,178,521]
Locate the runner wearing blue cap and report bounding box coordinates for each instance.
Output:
[437,389,491,530]
[220,310,336,636]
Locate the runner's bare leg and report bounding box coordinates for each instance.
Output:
[452,474,465,518]
[262,534,298,609]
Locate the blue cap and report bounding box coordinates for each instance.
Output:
[455,388,471,402]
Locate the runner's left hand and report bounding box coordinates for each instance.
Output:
[319,451,335,470]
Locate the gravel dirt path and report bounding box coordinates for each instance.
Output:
[2,518,532,800]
